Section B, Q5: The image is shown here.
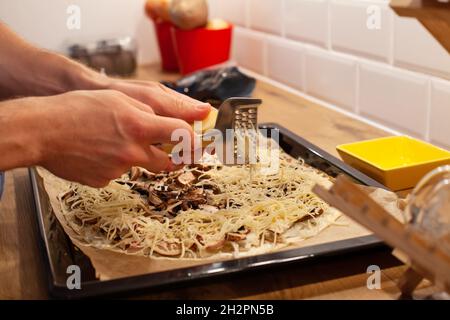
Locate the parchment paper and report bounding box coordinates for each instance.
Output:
[37,168,405,281]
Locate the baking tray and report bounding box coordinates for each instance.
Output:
[30,123,387,299]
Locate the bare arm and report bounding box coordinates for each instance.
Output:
[0,23,212,185]
[0,90,193,187]
[0,22,108,99]
[0,22,211,120]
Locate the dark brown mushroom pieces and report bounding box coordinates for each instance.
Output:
[129,167,155,181]
[131,182,152,195]
[148,191,164,206]
[129,167,141,181]
[226,232,247,241]
[177,171,196,186]
[191,164,211,171]
[202,183,221,194]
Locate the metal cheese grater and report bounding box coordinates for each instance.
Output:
[209,97,262,165]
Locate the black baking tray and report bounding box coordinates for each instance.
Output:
[30,123,387,299]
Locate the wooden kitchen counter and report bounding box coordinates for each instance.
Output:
[0,64,436,299]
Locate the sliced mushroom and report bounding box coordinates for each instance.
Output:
[191,164,211,171]
[83,217,99,225]
[61,190,75,201]
[129,166,141,181]
[205,239,225,251]
[177,171,196,186]
[148,214,166,223]
[126,242,143,254]
[226,232,247,241]
[238,226,250,234]
[153,241,182,256]
[201,183,221,194]
[181,201,190,211]
[166,200,183,214]
[148,191,163,206]
[183,188,205,201]
[131,182,152,195]
[263,230,277,242]
[129,167,155,181]
[166,198,179,205]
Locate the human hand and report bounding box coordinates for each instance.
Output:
[108,79,211,122]
[34,90,194,187]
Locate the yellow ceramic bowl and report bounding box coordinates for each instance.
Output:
[336,136,450,191]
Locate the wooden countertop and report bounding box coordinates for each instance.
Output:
[0,64,436,299]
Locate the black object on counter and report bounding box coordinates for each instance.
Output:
[162,66,256,107]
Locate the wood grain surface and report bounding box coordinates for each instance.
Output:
[0,64,438,299]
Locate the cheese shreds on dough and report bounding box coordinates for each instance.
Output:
[58,141,340,259]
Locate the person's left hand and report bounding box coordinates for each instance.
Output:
[108,79,212,123]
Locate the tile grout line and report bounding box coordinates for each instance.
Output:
[245,0,251,29]
[240,66,404,137]
[281,0,286,38]
[302,46,308,93]
[388,7,395,66]
[355,61,360,115]
[327,0,332,51]
[234,25,450,87]
[263,36,268,77]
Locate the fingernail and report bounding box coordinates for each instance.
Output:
[195,103,211,111]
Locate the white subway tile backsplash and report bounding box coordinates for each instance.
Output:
[232,29,266,74]
[305,48,357,111]
[359,63,429,137]
[284,0,329,48]
[430,79,450,149]
[267,38,304,90]
[208,0,247,27]
[221,0,450,141]
[249,0,283,35]
[207,0,222,20]
[330,0,391,62]
[0,0,159,63]
[394,16,450,81]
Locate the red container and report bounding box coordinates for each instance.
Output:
[172,24,233,75]
[154,21,179,72]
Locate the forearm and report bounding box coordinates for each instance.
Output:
[0,23,110,98]
[0,98,45,170]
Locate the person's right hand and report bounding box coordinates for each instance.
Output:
[29,90,194,187]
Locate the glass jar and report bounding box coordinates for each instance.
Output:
[68,37,137,76]
[406,165,450,254]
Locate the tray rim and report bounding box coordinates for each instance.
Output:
[30,123,387,299]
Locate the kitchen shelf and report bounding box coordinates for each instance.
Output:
[390,0,450,53]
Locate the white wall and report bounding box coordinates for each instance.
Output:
[2,0,449,148]
[0,0,159,64]
[209,0,450,149]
